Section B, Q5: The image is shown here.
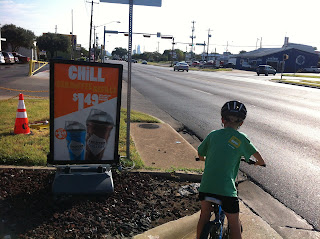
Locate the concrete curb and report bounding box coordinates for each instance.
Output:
[133,211,201,239]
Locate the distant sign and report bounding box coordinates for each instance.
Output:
[48,60,123,165]
[100,0,162,7]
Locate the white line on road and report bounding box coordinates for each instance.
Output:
[193,88,213,95]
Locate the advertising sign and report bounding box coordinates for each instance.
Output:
[48,60,123,165]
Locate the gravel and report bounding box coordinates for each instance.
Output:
[0,168,201,239]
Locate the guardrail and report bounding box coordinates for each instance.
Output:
[28,60,49,76]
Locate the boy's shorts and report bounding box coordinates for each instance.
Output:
[198,192,239,214]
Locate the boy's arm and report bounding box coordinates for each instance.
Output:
[252,151,266,166]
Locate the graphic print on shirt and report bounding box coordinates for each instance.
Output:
[228,136,241,149]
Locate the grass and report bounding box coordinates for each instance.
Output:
[282,74,320,78]
[0,99,160,167]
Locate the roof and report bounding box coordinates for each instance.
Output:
[235,43,318,58]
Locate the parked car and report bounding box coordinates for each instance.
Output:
[199,61,215,68]
[0,52,5,64]
[2,51,15,64]
[191,61,200,67]
[174,62,189,72]
[11,52,30,63]
[141,60,148,64]
[256,65,276,76]
[303,66,320,73]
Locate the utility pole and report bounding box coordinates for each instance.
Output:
[55,25,57,34]
[207,28,211,61]
[87,0,98,61]
[190,21,196,60]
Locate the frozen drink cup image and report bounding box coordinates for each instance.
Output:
[85,109,114,161]
[65,121,86,160]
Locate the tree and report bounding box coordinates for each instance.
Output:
[37,33,70,58]
[1,24,35,52]
[239,50,247,54]
[112,47,128,59]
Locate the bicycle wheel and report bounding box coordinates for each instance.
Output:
[222,224,230,239]
[200,221,220,239]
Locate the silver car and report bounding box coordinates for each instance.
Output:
[174,62,189,72]
[0,52,5,64]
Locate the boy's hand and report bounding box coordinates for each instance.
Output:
[252,152,266,167]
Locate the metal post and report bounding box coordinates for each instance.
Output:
[126,0,133,161]
[171,37,174,67]
[207,29,211,61]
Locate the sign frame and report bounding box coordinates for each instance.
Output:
[48,59,123,166]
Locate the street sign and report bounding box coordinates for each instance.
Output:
[196,43,206,46]
[105,30,119,34]
[100,0,162,7]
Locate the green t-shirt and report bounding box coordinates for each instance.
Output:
[198,128,257,197]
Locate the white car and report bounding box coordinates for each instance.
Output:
[304,66,320,73]
[0,52,5,64]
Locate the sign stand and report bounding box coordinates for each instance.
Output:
[52,164,114,195]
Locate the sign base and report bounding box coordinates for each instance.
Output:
[52,165,114,195]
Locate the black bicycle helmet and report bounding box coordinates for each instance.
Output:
[221,100,247,120]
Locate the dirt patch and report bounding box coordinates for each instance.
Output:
[0,168,201,239]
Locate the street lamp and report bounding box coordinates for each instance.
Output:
[100,21,121,62]
[91,21,120,62]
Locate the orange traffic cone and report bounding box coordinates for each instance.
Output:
[14,93,30,134]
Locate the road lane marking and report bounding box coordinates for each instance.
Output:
[193,88,213,95]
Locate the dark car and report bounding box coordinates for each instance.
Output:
[2,51,15,64]
[141,60,148,64]
[256,65,276,76]
[11,52,30,63]
[174,62,189,72]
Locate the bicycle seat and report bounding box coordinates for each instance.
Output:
[204,196,222,205]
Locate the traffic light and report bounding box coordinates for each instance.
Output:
[283,54,289,61]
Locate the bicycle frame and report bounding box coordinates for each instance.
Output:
[200,196,228,239]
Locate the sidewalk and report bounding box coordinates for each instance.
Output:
[130,122,284,239]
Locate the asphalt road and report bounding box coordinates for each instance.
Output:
[1,61,319,231]
[118,61,320,231]
[0,63,49,99]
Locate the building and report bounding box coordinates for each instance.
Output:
[234,39,319,73]
[137,45,141,54]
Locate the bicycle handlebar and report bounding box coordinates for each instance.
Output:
[241,157,266,167]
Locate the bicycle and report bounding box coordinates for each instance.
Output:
[196,157,266,239]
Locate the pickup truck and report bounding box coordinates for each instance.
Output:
[303,66,320,73]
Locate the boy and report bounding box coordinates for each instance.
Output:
[196,100,266,239]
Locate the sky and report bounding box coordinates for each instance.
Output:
[1,0,320,55]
